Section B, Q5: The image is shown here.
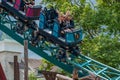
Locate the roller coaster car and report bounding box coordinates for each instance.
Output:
[1,0,42,20]
[39,12,83,48]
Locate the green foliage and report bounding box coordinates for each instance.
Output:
[29,73,37,80]
[39,59,54,71]
[96,0,120,34]
[82,34,120,69]
[29,73,45,80]
[39,59,71,76]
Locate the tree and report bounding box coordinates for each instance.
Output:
[29,73,37,80]
[39,59,54,71]
[39,59,71,76]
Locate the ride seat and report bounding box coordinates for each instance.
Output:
[65,29,82,43]
[44,11,53,29]
[25,6,42,17]
[14,0,21,10]
[44,8,58,29]
[52,21,60,37]
[39,12,45,29]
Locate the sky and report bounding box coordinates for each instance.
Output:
[21,50,42,59]
[35,0,42,5]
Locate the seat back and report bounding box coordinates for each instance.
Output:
[66,32,75,43]
[14,0,21,10]
[52,21,60,37]
[65,29,82,43]
[25,7,34,17]
[26,7,41,17]
[39,12,45,29]
[34,8,41,16]
[48,8,58,20]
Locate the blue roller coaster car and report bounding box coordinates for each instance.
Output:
[39,11,83,48]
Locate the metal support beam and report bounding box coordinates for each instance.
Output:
[41,71,57,80]
[14,56,20,80]
[73,68,78,80]
[24,40,28,80]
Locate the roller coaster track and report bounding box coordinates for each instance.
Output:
[0,9,120,80]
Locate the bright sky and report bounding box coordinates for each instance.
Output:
[35,0,42,5]
[29,50,41,59]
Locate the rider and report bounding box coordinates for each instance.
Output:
[20,0,26,11]
[49,6,58,20]
[20,0,34,11]
[45,5,58,29]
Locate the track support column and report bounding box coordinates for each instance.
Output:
[14,56,20,80]
[24,40,28,80]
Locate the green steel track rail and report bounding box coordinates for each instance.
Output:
[0,12,120,80]
[68,54,120,80]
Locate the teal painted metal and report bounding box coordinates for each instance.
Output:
[66,32,75,43]
[0,14,89,77]
[39,13,45,29]
[68,54,120,80]
[66,29,82,43]
[52,21,59,37]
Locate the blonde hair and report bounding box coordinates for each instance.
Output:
[66,10,71,16]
